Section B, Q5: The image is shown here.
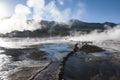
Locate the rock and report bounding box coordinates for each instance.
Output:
[80,45,105,53]
[27,51,47,60]
[32,62,61,80]
[8,60,50,80]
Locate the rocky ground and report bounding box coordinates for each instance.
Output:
[1,43,120,80]
[0,43,72,80]
[9,60,50,80]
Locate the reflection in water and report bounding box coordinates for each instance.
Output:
[63,51,120,80]
[40,43,72,61]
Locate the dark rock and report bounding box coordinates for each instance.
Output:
[27,51,47,60]
[73,43,79,52]
[3,49,25,61]
[80,45,105,53]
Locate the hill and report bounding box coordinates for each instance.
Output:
[0,19,117,37]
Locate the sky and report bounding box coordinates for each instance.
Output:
[0,0,120,23]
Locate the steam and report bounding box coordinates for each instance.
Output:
[72,2,86,19]
[27,0,45,20]
[0,0,119,42]
[12,4,31,30]
[69,25,120,41]
[44,1,69,21]
[0,0,85,33]
[0,3,40,33]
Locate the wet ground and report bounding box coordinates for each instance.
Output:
[62,47,120,80]
[1,38,120,80]
[0,41,73,80]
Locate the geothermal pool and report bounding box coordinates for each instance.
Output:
[0,37,120,80]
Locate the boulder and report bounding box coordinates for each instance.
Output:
[80,45,105,53]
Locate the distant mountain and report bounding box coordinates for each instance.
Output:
[0,19,117,37]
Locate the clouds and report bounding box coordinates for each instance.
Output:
[58,0,64,5]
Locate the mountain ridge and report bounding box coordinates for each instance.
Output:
[0,19,118,37]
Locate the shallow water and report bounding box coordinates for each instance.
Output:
[62,51,120,80]
[0,37,120,80]
[40,43,72,61]
[0,37,72,80]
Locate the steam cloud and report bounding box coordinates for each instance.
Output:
[69,25,120,41]
[1,0,119,42]
[0,0,119,42]
[0,0,85,33]
[27,0,45,20]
